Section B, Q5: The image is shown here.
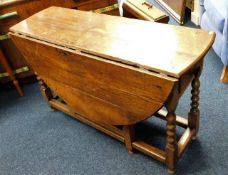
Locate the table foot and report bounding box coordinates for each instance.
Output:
[128,150,134,154]
[192,135,197,140]
[167,169,176,174]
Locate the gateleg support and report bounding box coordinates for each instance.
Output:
[36,73,54,109]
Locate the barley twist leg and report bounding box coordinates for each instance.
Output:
[166,109,177,174]
[188,70,201,139]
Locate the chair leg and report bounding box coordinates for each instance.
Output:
[220,65,228,83]
[0,48,24,96]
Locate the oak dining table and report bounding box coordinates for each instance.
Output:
[9,7,215,174]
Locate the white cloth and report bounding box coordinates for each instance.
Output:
[118,0,125,16]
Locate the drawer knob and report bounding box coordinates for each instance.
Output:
[142,1,153,9]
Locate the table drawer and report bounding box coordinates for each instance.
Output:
[123,0,169,23]
[76,0,116,11]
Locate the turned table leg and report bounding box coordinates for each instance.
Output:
[188,69,201,139]
[164,83,180,174]
[165,108,178,174]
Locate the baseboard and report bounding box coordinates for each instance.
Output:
[191,12,200,26]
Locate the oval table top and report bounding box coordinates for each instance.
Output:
[10,6,215,78]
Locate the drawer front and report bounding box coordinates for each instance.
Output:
[0,0,118,33]
[76,0,116,11]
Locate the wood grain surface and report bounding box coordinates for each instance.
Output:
[9,7,216,173]
[10,34,176,125]
[10,7,215,78]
